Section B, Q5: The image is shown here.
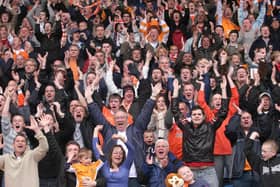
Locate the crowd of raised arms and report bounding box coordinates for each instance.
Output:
[0,0,279,187]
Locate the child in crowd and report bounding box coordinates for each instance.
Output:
[177,166,209,187]
[245,132,280,187]
[65,148,103,187]
[143,130,155,158]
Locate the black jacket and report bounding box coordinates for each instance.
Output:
[173,98,227,163]
[225,114,261,178]
[245,138,280,187]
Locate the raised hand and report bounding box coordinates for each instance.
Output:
[112,134,126,142]
[232,103,242,115]
[27,116,41,134]
[146,154,153,165]
[93,125,103,137]
[37,52,48,69]
[51,102,65,118]
[151,82,162,99]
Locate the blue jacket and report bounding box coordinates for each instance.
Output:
[142,152,183,187]
[88,99,155,173]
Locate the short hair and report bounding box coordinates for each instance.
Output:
[109,93,122,102]
[78,148,92,160]
[191,105,205,116]
[263,139,279,153]
[215,25,224,31]
[152,67,164,75]
[155,139,169,149]
[144,129,154,134]
[11,113,25,122]
[66,140,80,149]
[13,132,28,143]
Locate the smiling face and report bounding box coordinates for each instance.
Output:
[156,96,166,112]
[80,155,92,165]
[13,135,27,156]
[183,84,195,100]
[73,106,86,123]
[236,68,248,83]
[114,110,128,132]
[261,142,277,161]
[123,89,134,102]
[155,139,169,159]
[44,85,55,103]
[180,68,192,83]
[144,131,154,145]
[111,146,125,167]
[191,108,205,126]
[12,115,25,133]
[211,93,222,110]
[178,166,194,183]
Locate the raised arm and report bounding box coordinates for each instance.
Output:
[27,116,49,162]
[112,134,135,169]
[92,125,105,161]
[133,83,161,131]
[196,80,215,122]
[244,132,262,174]
[1,88,14,136]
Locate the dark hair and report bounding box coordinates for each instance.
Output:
[152,67,164,76]
[13,132,28,143]
[191,105,205,116]
[11,113,24,122]
[108,145,126,168]
[66,140,80,149]
[229,30,239,38]
[109,93,122,103]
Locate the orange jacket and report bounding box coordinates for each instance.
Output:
[168,123,183,159]
[197,87,239,155]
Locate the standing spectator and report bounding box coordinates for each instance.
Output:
[0,116,49,187]
[172,79,227,187]
[245,133,280,187]
[93,125,135,187]
[225,109,261,187]
[86,82,162,186]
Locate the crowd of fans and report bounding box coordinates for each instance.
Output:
[0,0,279,186]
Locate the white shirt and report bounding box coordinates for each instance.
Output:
[117,131,137,178]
